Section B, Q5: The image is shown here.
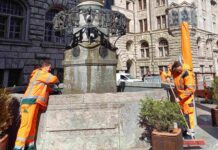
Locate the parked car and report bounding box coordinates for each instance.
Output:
[116,73,142,85]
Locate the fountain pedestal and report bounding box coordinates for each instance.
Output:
[63,44,117,94]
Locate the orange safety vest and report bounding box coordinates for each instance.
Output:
[160,71,167,82]
[173,66,195,104]
[22,68,59,107]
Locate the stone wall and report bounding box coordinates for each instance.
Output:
[13,90,167,150]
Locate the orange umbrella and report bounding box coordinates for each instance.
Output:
[181,22,193,70]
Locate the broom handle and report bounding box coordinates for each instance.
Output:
[168,82,193,137]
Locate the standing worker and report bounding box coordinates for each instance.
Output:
[171,61,195,138]
[160,68,171,83]
[159,68,168,83]
[13,60,59,150]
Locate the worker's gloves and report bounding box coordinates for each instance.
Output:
[175,98,180,102]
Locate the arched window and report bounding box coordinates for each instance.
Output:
[141,41,149,58]
[0,0,25,39]
[45,7,65,43]
[126,41,133,51]
[158,39,169,57]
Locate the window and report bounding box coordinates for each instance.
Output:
[157,15,166,29]
[144,0,147,9]
[144,19,148,31]
[159,39,169,57]
[138,0,146,10]
[162,15,166,28]
[126,1,130,10]
[8,69,22,87]
[140,66,150,76]
[138,0,142,10]
[203,18,206,30]
[139,19,147,32]
[139,20,143,32]
[126,41,133,51]
[209,65,213,72]
[156,0,165,6]
[141,41,149,58]
[45,8,65,43]
[200,65,204,73]
[0,0,25,39]
[127,19,131,33]
[157,16,161,29]
[206,40,212,57]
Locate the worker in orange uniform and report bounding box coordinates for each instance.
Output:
[171,61,195,139]
[13,60,59,150]
[160,68,168,83]
[160,68,171,83]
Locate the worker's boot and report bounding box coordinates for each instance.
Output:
[183,129,195,139]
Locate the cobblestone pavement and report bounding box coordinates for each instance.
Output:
[184,98,218,150]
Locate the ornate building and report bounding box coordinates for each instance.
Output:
[0,0,217,87]
[111,0,218,79]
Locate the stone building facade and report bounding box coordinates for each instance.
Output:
[0,0,218,87]
[111,0,218,79]
[0,0,77,87]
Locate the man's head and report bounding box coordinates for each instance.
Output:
[172,61,183,74]
[41,60,52,72]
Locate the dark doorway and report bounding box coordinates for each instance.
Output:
[126,60,132,73]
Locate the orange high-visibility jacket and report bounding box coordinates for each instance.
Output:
[160,71,167,82]
[22,68,59,107]
[160,71,171,83]
[173,65,195,104]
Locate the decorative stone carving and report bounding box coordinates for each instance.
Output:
[166,2,197,36]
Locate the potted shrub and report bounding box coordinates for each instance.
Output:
[139,98,185,150]
[211,77,218,127]
[0,89,12,150]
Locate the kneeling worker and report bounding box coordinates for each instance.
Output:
[171,61,195,138]
[14,60,59,150]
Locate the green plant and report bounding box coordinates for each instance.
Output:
[212,77,218,107]
[139,98,185,141]
[0,89,12,137]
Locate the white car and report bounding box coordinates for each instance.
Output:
[116,73,142,85]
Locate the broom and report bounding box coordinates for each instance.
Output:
[168,82,205,147]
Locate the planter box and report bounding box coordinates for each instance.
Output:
[152,128,183,150]
[0,134,8,150]
[211,108,218,127]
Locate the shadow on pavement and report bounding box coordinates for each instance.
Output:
[196,103,212,113]
[197,114,218,139]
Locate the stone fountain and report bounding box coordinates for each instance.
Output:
[53,0,127,94]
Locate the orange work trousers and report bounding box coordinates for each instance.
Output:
[180,101,194,129]
[13,104,39,150]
